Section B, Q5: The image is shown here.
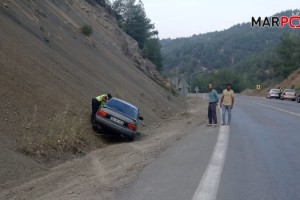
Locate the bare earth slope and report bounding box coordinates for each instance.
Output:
[249,68,300,96]
[0,0,183,189]
[275,68,300,92]
[0,97,207,200]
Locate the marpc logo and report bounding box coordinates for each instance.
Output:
[251,11,300,28]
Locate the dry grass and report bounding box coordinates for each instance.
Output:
[18,106,102,161]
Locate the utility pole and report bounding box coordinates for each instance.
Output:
[189,70,204,93]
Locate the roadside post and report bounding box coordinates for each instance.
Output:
[194,86,199,98]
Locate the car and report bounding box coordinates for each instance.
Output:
[266,88,280,99]
[280,89,297,101]
[92,98,143,141]
[297,94,300,103]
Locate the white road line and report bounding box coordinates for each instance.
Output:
[257,103,300,117]
[192,125,230,200]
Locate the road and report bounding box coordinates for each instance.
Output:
[117,95,300,200]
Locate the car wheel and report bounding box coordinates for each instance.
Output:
[127,134,136,141]
[92,124,98,131]
[92,123,102,133]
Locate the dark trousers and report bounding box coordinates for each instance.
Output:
[91,98,100,123]
[208,102,217,124]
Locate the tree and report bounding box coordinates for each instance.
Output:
[274,32,300,78]
[160,9,300,90]
[113,0,154,48]
[142,38,163,71]
[113,0,163,70]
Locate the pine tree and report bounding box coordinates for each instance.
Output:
[112,0,163,70]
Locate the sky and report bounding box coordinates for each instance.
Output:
[141,0,300,39]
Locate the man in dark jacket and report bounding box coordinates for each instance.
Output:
[208,84,219,127]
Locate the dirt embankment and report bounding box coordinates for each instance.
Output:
[241,68,300,96]
[0,96,207,200]
[0,0,184,190]
[271,68,300,93]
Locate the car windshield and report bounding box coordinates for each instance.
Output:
[105,99,138,119]
[285,89,295,92]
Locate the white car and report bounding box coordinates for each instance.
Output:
[266,89,280,99]
[280,89,297,101]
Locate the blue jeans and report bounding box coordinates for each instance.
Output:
[222,105,232,124]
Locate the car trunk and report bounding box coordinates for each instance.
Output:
[101,107,137,127]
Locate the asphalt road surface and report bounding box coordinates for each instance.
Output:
[118,96,300,200]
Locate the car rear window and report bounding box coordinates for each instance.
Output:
[105,99,138,119]
[285,89,295,92]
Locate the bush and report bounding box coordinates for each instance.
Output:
[81,25,93,36]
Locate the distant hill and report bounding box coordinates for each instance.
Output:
[160,10,300,92]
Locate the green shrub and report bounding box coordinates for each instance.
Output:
[81,25,93,36]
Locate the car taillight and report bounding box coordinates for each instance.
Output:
[127,123,137,131]
[96,110,107,118]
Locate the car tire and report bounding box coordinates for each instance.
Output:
[127,134,136,141]
[92,123,102,133]
[92,124,98,131]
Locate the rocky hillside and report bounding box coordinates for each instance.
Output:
[258,68,300,95]
[0,0,183,187]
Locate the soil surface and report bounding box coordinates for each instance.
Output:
[0,0,184,191]
[0,96,207,200]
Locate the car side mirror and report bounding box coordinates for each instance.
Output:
[139,116,144,121]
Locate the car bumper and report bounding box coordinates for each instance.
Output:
[269,94,279,98]
[95,116,136,137]
[282,95,296,99]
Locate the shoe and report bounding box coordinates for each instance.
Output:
[221,123,226,125]
[212,124,217,127]
[207,124,212,127]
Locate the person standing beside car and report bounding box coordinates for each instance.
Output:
[207,83,219,127]
[278,86,283,99]
[91,93,112,124]
[220,83,234,125]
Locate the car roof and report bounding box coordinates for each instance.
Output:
[109,98,138,110]
[284,89,295,91]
